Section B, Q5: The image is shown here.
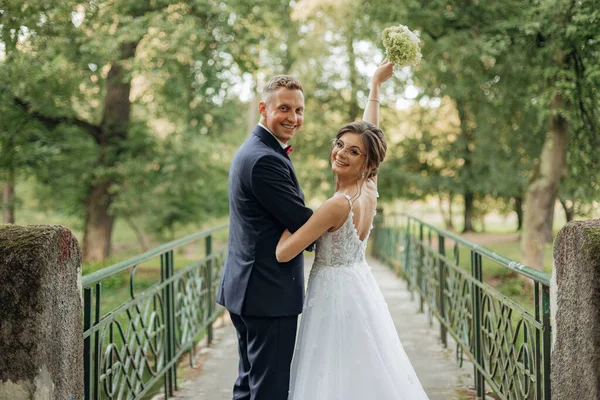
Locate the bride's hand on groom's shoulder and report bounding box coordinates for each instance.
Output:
[373,59,394,86]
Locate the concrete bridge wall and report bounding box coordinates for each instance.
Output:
[551,219,600,399]
[0,225,83,400]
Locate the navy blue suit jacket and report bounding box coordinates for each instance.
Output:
[217,125,313,317]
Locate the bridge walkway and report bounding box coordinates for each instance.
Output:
[163,256,476,400]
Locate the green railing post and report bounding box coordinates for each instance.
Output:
[170,250,178,392]
[83,288,92,400]
[471,251,485,399]
[535,283,542,399]
[438,234,447,347]
[395,226,403,269]
[93,283,101,400]
[373,208,383,259]
[542,285,551,400]
[206,234,214,345]
[405,218,414,300]
[161,251,175,398]
[109,323,114,394]
[418,223,424,313]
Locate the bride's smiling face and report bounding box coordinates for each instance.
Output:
[331,133,366,178]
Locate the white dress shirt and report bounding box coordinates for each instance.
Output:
[258,122,288,149]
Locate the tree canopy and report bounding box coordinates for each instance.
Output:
[1,0,598,266]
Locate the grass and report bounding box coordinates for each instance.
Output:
[455,239,553,301]
[471,240,553,274]
[418,233,554,317]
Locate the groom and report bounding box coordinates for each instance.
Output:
[217,75,313,400]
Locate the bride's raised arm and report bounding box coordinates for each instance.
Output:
[363,59,393,185]
[362,59,394,127]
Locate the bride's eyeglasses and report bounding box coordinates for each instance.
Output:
[331,138,365,159]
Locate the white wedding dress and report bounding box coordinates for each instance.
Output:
[288,194,429,400]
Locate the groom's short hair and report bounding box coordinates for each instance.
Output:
[262,75,304,103]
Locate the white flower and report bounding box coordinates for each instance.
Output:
[382,25,422,67]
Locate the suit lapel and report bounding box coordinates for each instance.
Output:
[253,125,289,158]
[252,125,302,195]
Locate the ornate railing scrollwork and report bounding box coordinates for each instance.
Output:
[373,213,551,400]
[83,224,228,399]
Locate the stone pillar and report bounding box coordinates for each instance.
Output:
[551,219,600,399]
[0,225,83,400]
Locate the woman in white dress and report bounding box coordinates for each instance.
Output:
[276,60,430,400]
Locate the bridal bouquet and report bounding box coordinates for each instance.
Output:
[382,25,422,66]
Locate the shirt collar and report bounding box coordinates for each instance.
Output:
[258,122,288,149]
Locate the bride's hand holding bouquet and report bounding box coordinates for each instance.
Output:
[382,24,422,67]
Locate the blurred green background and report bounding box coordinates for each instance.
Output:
[1,0,598,275]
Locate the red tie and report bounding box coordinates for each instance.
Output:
[286,146,293,155]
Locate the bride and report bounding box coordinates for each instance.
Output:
[276,60,429,400]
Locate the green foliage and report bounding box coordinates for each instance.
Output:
[1,0,598,252]
[113,132,233,238]
[1,0,259,245]
[366,0,599,221]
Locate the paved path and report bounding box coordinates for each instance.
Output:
[166,256,476,400]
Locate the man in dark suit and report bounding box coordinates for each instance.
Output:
[217,75,313,400]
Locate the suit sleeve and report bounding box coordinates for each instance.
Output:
[251,155,313,233]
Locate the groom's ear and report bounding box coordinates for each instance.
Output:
[258,101,267,117]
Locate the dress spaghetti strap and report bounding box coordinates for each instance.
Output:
[334,192,353,209]
[342,193,353,208]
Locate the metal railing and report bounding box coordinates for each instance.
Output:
[82,224,228,400]
[373,213,552,400]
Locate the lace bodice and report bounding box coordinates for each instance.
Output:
[312,194,373,268]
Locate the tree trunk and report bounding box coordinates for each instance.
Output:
[346,24,359,122]
[1,135,16,224]
[514,196,524,231]
[438,192,455,230]
[247,73,259,134]
[521,93,569,270]
[124,215,149,252]
[463,191,475,233]
[560,199,575,222]
[542,201,555,243]
[2,180,15,224]
[282,5,298,74]
[82,182,115,261]
[82,41,137,262]
[1,36,17,225]
[456,100,475,233]
[448,192,455,230]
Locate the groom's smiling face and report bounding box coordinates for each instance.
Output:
[259,88,305,144]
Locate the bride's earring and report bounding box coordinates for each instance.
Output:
[361,171,365,179]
